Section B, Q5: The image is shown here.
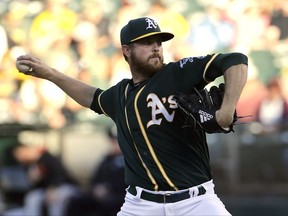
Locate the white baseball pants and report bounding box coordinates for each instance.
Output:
[117,180,231,216]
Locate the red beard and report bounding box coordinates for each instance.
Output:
[130,52,164,77]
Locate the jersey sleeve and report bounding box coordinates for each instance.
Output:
[173,54,218,91]
[204,52,248,82]
[90,79,129,119]
[90,88,109,116]
[174,52,248,91]
[90,87,119,119]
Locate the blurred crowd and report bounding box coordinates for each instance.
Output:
[1,125,126,216]
[1,0,288,214]
[0,0,288,132]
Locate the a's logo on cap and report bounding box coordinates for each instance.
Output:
[145,18,158,30]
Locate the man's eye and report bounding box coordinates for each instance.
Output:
[144,40,162,45]
[143,40,152,45]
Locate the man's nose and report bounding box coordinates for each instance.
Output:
[152,42,160,51]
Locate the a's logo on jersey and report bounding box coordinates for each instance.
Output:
[146,93,177,128]
[145,18,158,30]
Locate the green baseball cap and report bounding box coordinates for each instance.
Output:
[120,17,174,45]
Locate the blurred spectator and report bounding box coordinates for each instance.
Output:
[0,24,8,62]
[0,0,32,48]
[3,144,79,216]
[255,78,288,133]
[228,0,271,52]
[28,0,77,55]
[187,5,236,54]
[270,0,288,41]
[65,125,126,216]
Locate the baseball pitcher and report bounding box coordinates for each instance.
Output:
[16,17,248,216]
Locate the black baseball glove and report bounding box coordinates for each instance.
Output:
[173,83,237,134]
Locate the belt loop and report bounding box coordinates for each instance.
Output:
[189,186,198,197]
[202,180,214,194]
[135,187,143,201]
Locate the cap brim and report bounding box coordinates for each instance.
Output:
[130,32,174,43]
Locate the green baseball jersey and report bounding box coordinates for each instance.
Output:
[90,53,246,191]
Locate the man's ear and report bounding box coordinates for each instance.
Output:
[122,45,131,58]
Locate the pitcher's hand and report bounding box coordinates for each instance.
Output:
[16,54,55,80]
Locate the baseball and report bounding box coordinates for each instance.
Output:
[16,61,31,73]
